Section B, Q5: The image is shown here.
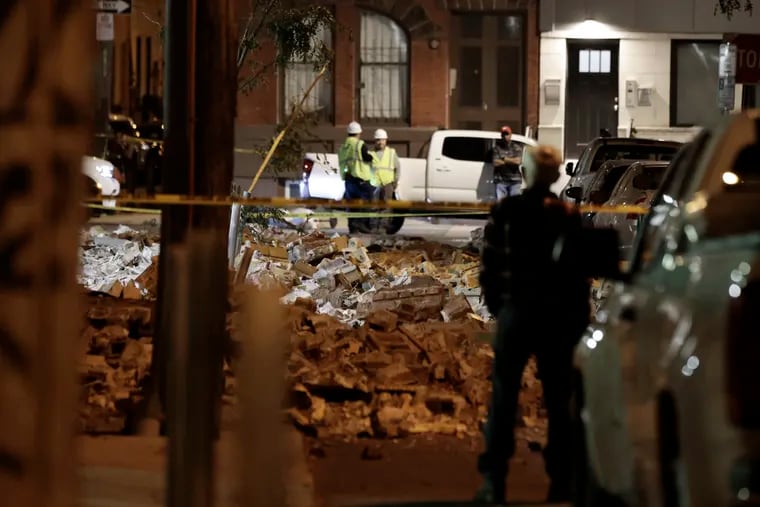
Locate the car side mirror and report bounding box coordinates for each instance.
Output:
[565,186,583,201]
[565,161,575,176]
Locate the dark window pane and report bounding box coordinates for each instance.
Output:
[673,41,721,126]
[460,14,482,38]
[498,15,522,40]
[459,46,482,107]
[442,137,490,162]
[497,46,520,107]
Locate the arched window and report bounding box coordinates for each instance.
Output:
[282,26,333,122]
[359,11,409,122]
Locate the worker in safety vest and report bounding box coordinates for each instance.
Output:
[371,128,400,201]
[338,121,376,234]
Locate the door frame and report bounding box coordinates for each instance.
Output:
[449,11,527,132]
[564,39,620,158]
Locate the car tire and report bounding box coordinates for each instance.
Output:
[384,216,404,235]
[571,371,629,507]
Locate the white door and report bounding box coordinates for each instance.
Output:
[427,135,494,202]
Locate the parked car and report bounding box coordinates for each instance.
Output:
[592,160,670,256]
[562,137,682,204]
[302,130,540,233]
[82,155,120,207]
[302,130,540,202]
[572,109,760,507]
[578,159,639,225]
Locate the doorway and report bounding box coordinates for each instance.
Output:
[450,13,525,133]
[565,40,619,159]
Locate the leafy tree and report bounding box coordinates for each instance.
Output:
[714,0,753,19]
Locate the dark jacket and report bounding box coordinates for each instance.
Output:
[479,186,591,320]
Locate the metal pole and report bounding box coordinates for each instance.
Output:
[95,13,115,154]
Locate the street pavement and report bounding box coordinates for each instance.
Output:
[87,212,483,245]
[76,432,567,507]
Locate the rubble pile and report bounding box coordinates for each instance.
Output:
[78,225,160,299]
[79,299,154,433]
[75,223,546,438]
[227,227,545,439]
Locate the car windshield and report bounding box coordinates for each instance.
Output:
[589,144,679,173]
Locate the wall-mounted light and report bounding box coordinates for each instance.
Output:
[428,38,440,50]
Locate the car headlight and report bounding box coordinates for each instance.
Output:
[141,142,150,151]
[96,164,114,178]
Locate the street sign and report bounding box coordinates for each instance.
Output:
[723,34,760,84]
[719,43,737,112]
[96,0,131,14]
[96,13,114,41]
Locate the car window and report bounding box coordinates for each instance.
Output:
[631,166,667,191]
[589,145,679,173]
[629,133,710,273]
[441,137,493,162]
[724,141,760,192]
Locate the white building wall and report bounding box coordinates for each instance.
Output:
[537,0,758,155]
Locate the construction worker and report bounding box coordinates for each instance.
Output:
[338,121,376,233]
[370,129,400,232]
[371,129,400,200]
[475,145,590,505]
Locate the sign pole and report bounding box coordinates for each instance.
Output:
[95,12,115,154]
[719,42,738,115]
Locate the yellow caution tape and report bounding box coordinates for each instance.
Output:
[81,194,650,215]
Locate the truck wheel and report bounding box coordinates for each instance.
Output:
[385,216,404,235]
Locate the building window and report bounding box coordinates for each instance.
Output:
[282,26,333,121]
[578,49,611,74]
[359,11,409,122]
[671,40,721,127]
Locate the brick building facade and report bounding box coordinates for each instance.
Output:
[235,0,540,195]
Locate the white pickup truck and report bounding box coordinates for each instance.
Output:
[302,130,539,205]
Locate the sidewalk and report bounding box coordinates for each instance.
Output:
[76,427,313,507]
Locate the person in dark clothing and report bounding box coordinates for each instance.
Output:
[487,125,524,200]
[475,145,591,505]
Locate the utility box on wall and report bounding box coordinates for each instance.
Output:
[625,80,639,107]
[544,79,561,105]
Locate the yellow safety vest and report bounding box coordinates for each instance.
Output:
[338,137,373,182]
[373,147,397,186]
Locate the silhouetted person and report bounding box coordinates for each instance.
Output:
[475,145,591,505]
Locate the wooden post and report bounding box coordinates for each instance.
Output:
[238,288,289,507]
[165,231,225,507]
[151,0,237,430]
[0,1,92,506]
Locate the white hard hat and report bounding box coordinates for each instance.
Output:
[347,121,362,134]
[374,128,388,140]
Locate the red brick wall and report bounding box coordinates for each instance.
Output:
[236,40,278,125]
[334,5,359,125]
